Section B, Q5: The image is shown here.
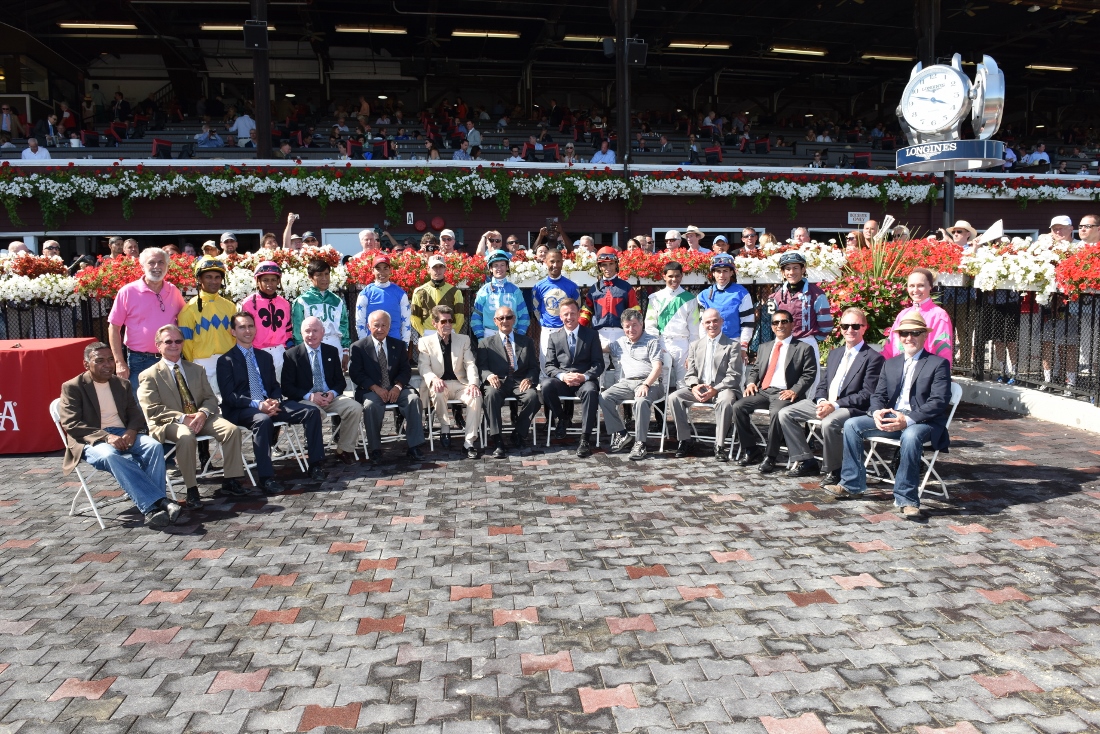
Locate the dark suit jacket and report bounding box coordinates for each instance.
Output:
[349,336,412,402]
[34,119,59,140]
[281,343,347,401]
[542,325,604,383]
[477,332,539,384]
[812,344,885,416]
[747,338,818,401]
[58,373,147,475]
[870,350,953,451]
[217,345,283,419]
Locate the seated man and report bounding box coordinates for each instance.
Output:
[138,325,247,506]
[824,313,952,520]
[349,309,427,465]
[59,341,184,529]
[667,308,744,461]
[778,307,884,482]
[418,305,482,459]
[281,316,363,466]
[540,298,604,458]
[478,306,542,459]
[217,312,327,495]
[732,309,818,472]
[598,309,664,461]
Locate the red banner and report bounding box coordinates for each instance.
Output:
[0,338,96,454]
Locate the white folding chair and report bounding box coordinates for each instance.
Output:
[747,408,791,467]
[425,397,485,451]
[162,433,256,493]
[805,418,824,463]
[50,398,106,530]
[596,352,674,453]
[683,401,740,460]
[480,395,540,447]
[274,420,308,473]
[862,382,963,500]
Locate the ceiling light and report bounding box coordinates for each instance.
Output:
[58,21,138,30]
[861,52,915,62]
[378,95,388,100]
[1035,124,1045,128]
[771,45,827,56]
[452,29,520,39]
[668,41,730,50]
[201,23,276,31]
[1026,63,1076,71]
[563,35,604,42]
[1028,4,1041,10]
[285,93,295,98]
[804,113,814,117]
[334,25,406,34]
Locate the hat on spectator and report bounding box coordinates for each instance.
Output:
[896,312,929,333]
[684,225,704,236]
[201,240,219,255]
[710,253,735,271]
[220,232,237,243]
[486,249,511,267]
[289,233,303,241]
[440,229,456,239]
[372,254,391,267]
[1050,215,1073,228]
[713,234,729,245]
[301,231,317,239]
[596,246,618,262]
[663,261,683,273]
[427,255,446,268]
[778,251,807,267]
[665,229,681,241]
[950,220,978,239]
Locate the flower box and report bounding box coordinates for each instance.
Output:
[993,280,1033,292]
[935,273,972,287]
[737,274,782,284]
[680,273,708,285]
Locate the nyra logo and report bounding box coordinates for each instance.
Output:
[0,395,19,432]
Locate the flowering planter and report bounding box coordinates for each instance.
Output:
[680,274,708,286]
[935,273,972,287]
[993,280,1033,292]
[736,267,837,285]
[737,274,782,284]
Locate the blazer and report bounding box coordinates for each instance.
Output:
[870,350,953,451]
[542,325,604,383]
[477,332,539,385]
[137,359,222,441]
[217,345,283,419]
[684,334,744,393]
[812,344,885,416]
[58,373,147,476]
[349,336,412,402]
[418,332,478,386]
[747,338,818,401]
[281,342,347,401]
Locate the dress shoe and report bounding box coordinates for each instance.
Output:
[167,502,189,525]
[260,478,285,496]
[406,445,425,461]
[336,450,357,465]
[309,464,326,481]
[758,457,780,474]
[674,440,695,459]
[491,436,507,459]
[554,421,568,440]
[220,478,249,497]
[440,434,453,451]
[786,459,820,478]
[185,486,203,507]
[510,430,525,448]
[144,507,170,529]
[714,447,729,462]
[738,450,763,467]
[370,449,384,463]
[820,470,841,487]
[161,499,183,524]
[465,444,479,460]
[576,439,592,458]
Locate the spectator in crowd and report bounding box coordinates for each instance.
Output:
[292,258,351,371]
[599,309,664,461]
[217,232,238,259]
[471,250,530,339]
[0,132,14,149]
[945,220,976,251]
[844,231,867,256]
[7,241,29,254]
[739,228,761,253]
[260,231,279,250]
[590,139,616,164]
[34,113,61,142]
[348,228,381,261]
[418,305,482,458]
[355,254,411,345]
[41,240,61,257]
[195,124,223,148]
[239,261,294,374]
[464,120,482,149]
[226,109,256,145]
[506,145,525,162]
[710,234,731,254]
[1,103,25,138]
[178,257,237,393]
[862,219,881,242]
[1026,142,1050,166]
[182,243,197,257]
[883,268,954,366]
[664,230,682,250]
[541,298,603,458]
[81,95,95,128]
[59,342,181,528]
[478,305,540,458]
[659,135,674,153]
[438,229,457,255]
[424,140,441,160]
[683,225,711,253]
[453,139,472,160]
[111,92,131,122]
[644,261,700,388]
[123,239,139,257]
[562,143,582,164]
[807,151,825,168]
[759,233,778,247]
[791,227,811,244]
[469,145,483,161]
[21,138,50,160]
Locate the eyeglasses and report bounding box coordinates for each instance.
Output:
[435,318,453,324]
[771,318,792,325]
[1080,224,1099,229]
[506,240,518,245]
[489,238,502,243]
[44,246,60,251]
[839,323,864,330]
[159,339,184,345]
[441,235,454,240]
[896,330,924,338]
[743,233,758,237]
[845,236,857,241]
[665,238,678,242]
[495,315,515,321]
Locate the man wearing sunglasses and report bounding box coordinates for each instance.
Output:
[732,308,818,472]
[418,305,482,459]
[777,307,884,483]
[825,312,952,520]
[478,307,541,457]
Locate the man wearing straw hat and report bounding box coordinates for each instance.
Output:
[824,312,952,520]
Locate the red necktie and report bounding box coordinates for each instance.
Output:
[761,342,783,389]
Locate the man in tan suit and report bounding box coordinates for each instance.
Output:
[137,324,247,507]
[59,341,183,529]
[418,304,482,459]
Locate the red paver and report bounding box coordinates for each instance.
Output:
[949,554,992,567]
[711,550,754,562]
[709,493,744,502]
[356,616,405,634]
[1012,536,1057,549]
[208,668,269,694]
[183,548,226,560]
[123,626,180,646]
[972,671,1043,697]
[861,512,900,523]
[977,587,1032,604]
[916,723,983,734]
[578,684,638,713]
[847,540,894,553]
[1002,445,1032,451]
[329,541,367,553]
[488,525,522,536]
[0,539,37,549]
[678,585,724,601]
[788,590,838,607]
[357,558,398,571]
[522,460,549,467]
[606,614,658,634]
[626,564,669,579]
[521,650,573,675]
[949,523,991,535]
[783,502,820,513]
[141,589,191,604]
[546,495,577,504]
[485,475,513,482]
[298,702,361,731]
[642,485,673,492]
[571,482,599,490]
[48,677,117,701]
[253,573,297,588]
[249,608,301,626]
[0,664,8,675]
[451,584,493,600]
[832,573,883,589]
[760,713,830,734]
[375,479,403,486]
[529,559,569,572]
[349,579,393,595]
[0,500,17,507]
[493,608,539,626]
[390,515,425,524]
[314,511,347,520]
[76,552,119,564]
[748,653,808,676]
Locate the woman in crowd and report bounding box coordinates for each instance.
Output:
[882,267,953,365]
[844,231,867,256]
[425,140,441,160]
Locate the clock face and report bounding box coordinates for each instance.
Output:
[902,68,968,133]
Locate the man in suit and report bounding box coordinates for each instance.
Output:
[541,298,604,458]
[733,308,818,472]
[217,312,326,495]
[349,309,427,464]
[778,306,885,481]
[478,306,541,459]
[598,309,664,461]
[667,308,745,461]
[59,342,183,529]
[138,325,247,507]
[825,312,953,520]
[418,305,482,459]
[281,316,363,466]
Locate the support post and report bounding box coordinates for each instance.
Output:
[942,170,955,230]
[251,0,272,159]
[615,0,630,166]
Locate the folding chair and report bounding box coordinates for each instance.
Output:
[862,382,963,500]
[804,418,824,463]
[425,397,485,451]
[853,152,872,169]
[480,395,540,447]
[704,145,723,164]
[683,401,740,460]
[50,398,106,530]
[543,388,585,447]
[596,352,674,452]
[747,408,791,466]
[273,420,308,473]
[162,433,256,494]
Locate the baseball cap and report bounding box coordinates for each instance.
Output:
[778,251,807,267]
[665,229,681,240]
[713,234,729,244]
[201,240,219,255]
[427,255,446,268]
[440,229,456,239]
[372,254,391,267]
[220,231,237,243]
[301,231,317,239]
[1050,215,1073,228]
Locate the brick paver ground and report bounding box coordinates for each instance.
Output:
[1,405,1099,733]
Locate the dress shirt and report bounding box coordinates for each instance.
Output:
[161,357,211,419]
[238,345,268,407]
[894,349,924,424]
[765,336,793,390]
[499,332,517,371]
[822,342,863,405]
[703,336,718,386]
[558,327,584,382]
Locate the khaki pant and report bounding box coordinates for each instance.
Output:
[154,416,244,488]
[300,395,363,453]
[421,379,482,447]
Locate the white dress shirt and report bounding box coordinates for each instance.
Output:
[764,336,793,390]
[822,341,864,406]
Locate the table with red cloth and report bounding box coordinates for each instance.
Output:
[0,338,96,454]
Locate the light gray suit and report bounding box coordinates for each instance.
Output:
[667,333,744,448]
